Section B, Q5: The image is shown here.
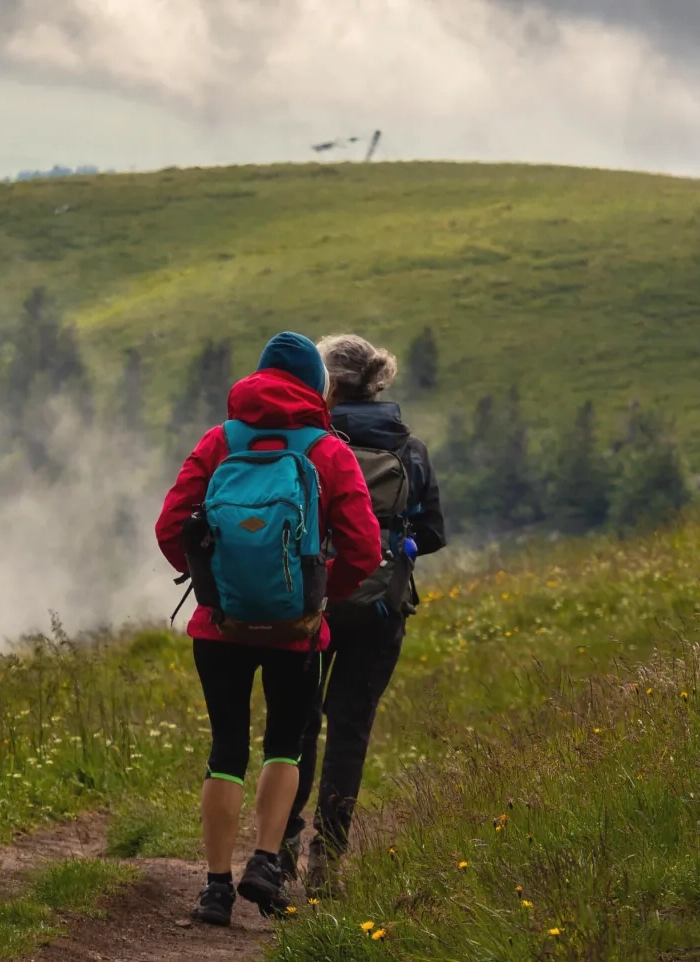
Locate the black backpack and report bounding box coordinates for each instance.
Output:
[330,444,417,618]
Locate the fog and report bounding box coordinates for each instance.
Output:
[0,407,180,646]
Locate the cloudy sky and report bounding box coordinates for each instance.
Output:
[2,0,700,178]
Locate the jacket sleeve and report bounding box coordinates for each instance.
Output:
[319,440,382,600]
[407,437,447,557]
[155,427,227,573]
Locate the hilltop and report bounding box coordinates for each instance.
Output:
[2,161,700,456]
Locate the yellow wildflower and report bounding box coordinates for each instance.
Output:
[548,927,562,937]
[522,900,533,909]
[371,929,387,941]
[646,688,653,695]
[496,825,504,832]
[361,921,375,932]
[502,593,509,600]
[593,727,602,734]
[285,906,297,915]
[515,885,523,897]
[458,861,469,870]
[681,691,689,701]
[449,587,459,599]
[308,898,319,906]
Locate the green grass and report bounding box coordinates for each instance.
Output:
[0,859,137,959]
[4,162,700,457]
[4,518,700,957]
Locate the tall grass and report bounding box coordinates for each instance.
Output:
[3,518,700,958]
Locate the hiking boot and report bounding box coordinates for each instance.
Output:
[279,832,302,882]
[237,853,291,917]
[304,836,344,899]
[191,881,235,926]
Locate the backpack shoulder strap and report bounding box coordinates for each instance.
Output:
[223,419,255,454]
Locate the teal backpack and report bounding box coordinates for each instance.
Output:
[181,420,329,645]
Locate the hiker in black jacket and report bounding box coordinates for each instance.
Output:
[280,334,447,895]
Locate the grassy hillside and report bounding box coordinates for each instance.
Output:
[4,518,700,956]
[3,162,700,455]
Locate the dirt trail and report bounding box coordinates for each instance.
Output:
[1,814,311,962]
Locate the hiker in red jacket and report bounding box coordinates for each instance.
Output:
[155,332,381,924]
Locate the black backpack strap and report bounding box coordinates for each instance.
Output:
[170,574,193,626]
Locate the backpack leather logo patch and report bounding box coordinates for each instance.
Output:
[239,516,267,533]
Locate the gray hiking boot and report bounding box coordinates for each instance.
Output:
[279,832,302,882]
[304,835,344,899]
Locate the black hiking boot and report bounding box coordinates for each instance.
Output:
[279,832,302,882]
[191,881,235,926]
[237,853,291,917]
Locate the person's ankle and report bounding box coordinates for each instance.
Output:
[208,870,234,887]
[254,849,279,865]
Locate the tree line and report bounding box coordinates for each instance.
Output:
[404,326,692,537]
[0,291,692,538]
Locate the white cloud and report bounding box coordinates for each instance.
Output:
[2,0,700,176]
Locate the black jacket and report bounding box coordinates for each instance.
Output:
[331,401,447,557]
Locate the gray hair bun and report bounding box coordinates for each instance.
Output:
[317,335,398,399]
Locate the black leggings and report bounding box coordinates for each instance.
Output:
[193,640,322,786]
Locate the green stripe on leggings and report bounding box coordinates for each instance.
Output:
[263,757,300,767]
[209,771,244,786]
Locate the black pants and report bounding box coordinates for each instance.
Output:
[194,639,322,785]
[285,609,405,853]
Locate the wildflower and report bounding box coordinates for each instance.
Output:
[162,742,173,749]
[449,587,459,599]
[646,688,653,695]
[285,906,297,915]
[371,929,387,941]
[548,928,562,937]
[516,885,523,897]
[505,632,512,638]
[681,692,689,701]
[496,825,504,832]
[308,898,319,906]
[458,861,469,870]
[184,746,194,754]
[149,729,161,738]
[132,753,143,759]
[522,900,533,909]
[578,646,586,655]
[388,847,397,857]
[361,921,375,932]
[502,593,509,600]
[497,813,508,824]
[593,728,602,734]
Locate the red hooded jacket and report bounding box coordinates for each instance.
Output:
[155,370,382,651]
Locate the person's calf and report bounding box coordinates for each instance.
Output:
[201,776,244,874]
[255,761,300,854]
